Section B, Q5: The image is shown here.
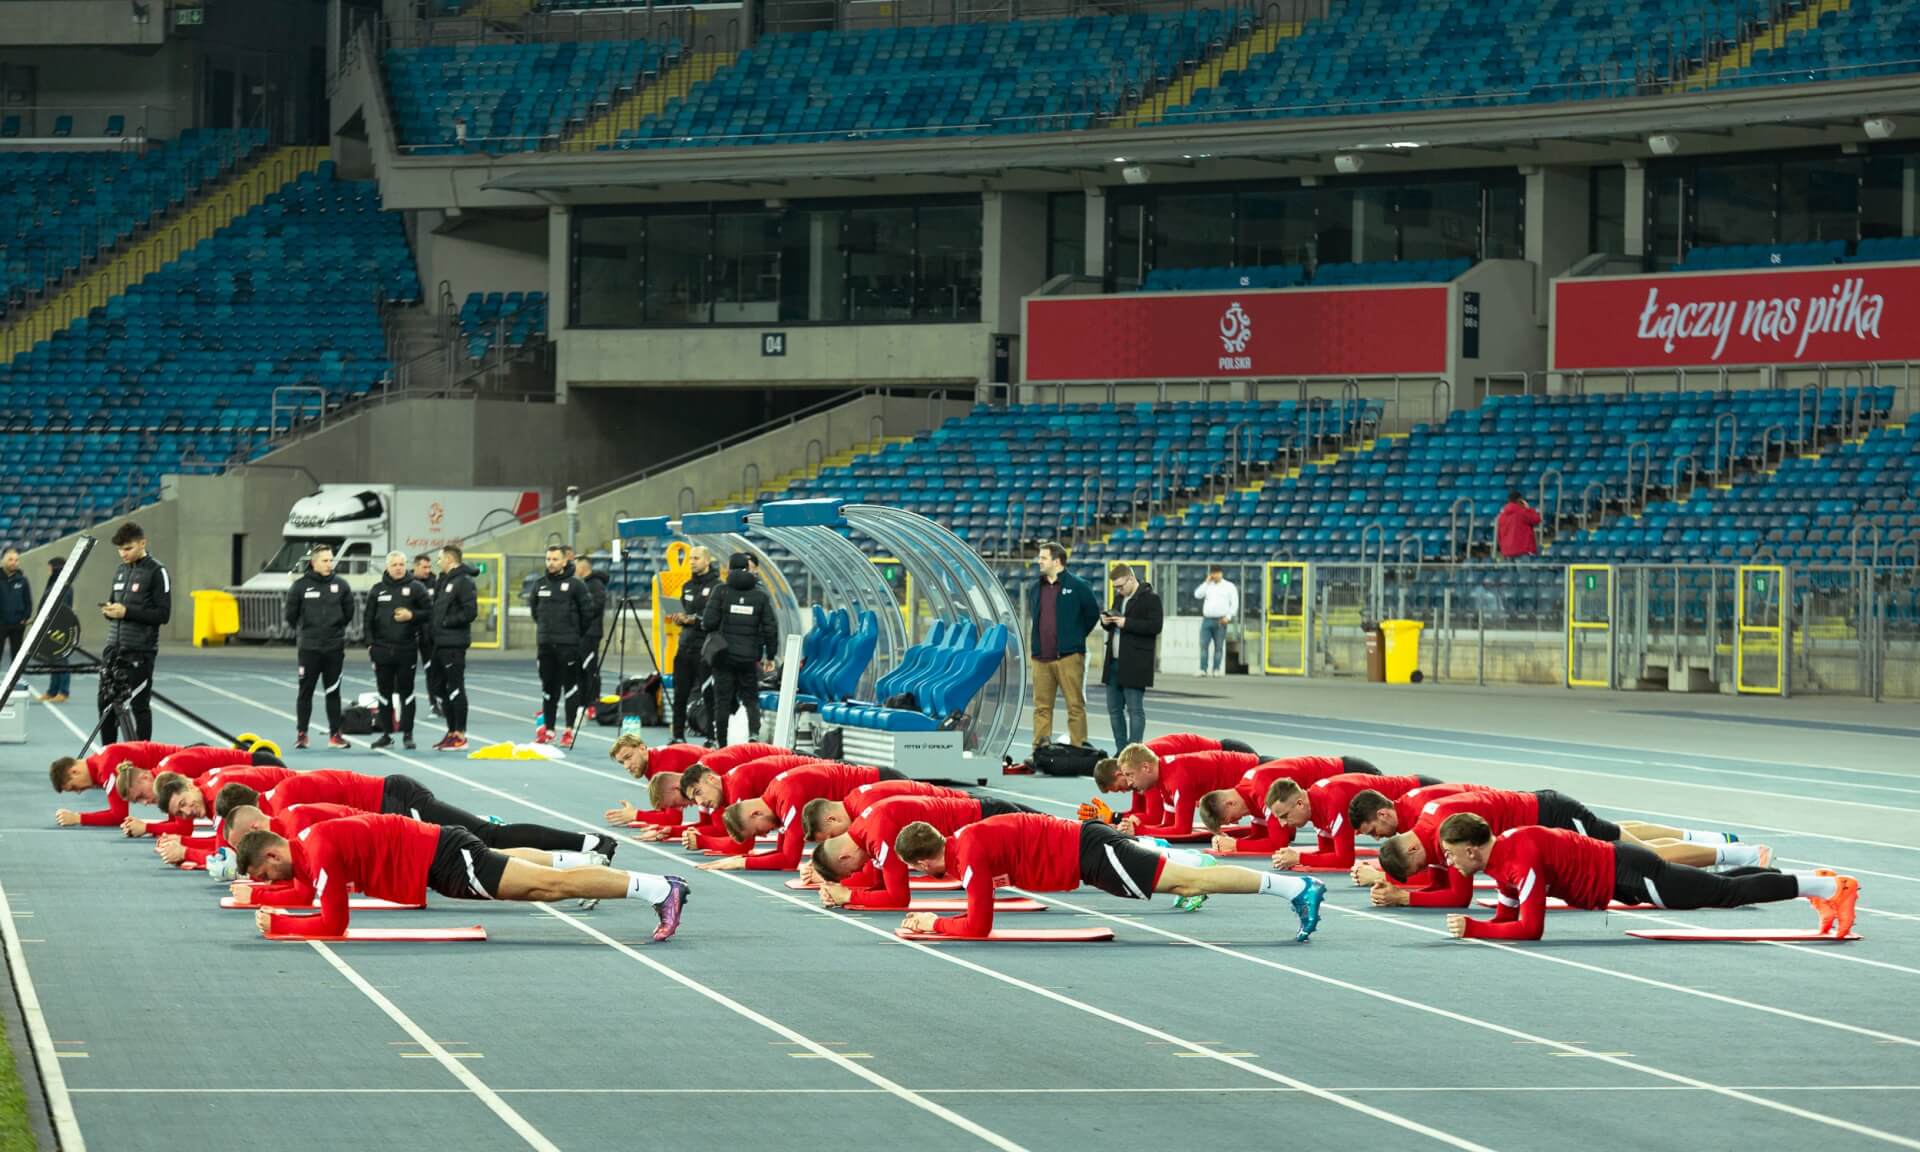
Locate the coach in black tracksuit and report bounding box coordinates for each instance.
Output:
[431,545,479,749]
[99,521,171,743]
[528,545,593,742]
[366,552,430,750]
[671,546,720,742]
[285,545,356,749]
[573,556,609,720]
[700,552,778,743]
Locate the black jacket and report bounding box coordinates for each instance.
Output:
[579,570,610,647]
[527,569,594,650]
[679,567,721,635]
[0,568,31,627]
[284,569,356,653]
[414,576,436,657]
[431,565,479,650]
[365,572,430,663]
[1100,581,1163,690]
[701,569,778,664]
[106,554,172,653]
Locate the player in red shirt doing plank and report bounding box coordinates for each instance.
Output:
[806,794,1017,909]
[608,743,795,838]
[50,742,184,827]
[1367,791,1766,910]
[217,773,616,858]
[149,767,300,864]
[1265,773,1446,871]
[1362,788,1767,907]
[1438,814,1856,941]
[603,738,786,825]
[1081,735,1257,828]
[894,812,1328,941]
[234,814,693,941]
[702,762,898,872]
[796,779,974,842]
[1197,755,1379,853]
[675,755,832,853]
[1118,749,1264,838]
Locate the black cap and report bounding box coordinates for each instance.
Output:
[728,552,751,571]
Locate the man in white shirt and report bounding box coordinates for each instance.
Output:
[1193,566,1238,677]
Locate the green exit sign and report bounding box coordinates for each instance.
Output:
[1583,573,1599,591]
[1276,570,1292,586]
[175,6,204,26]
[471,561,489,575]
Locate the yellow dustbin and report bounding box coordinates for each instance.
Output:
[191,589,240,647]
[1380,619,1425,684]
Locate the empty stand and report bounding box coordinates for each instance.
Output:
[0,163,419,548]
[387,40,676,153]
[459,290,548,361]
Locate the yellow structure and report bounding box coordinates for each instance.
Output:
[191,590,240,647]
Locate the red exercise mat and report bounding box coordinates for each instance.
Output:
[896,926,1113,942]
[1625,928,1859,943]
[263,925,488,942]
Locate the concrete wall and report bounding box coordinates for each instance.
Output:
[1453,259,1547,393]
[0,2,168,47]
[468,391,970,558]
[1527,165,1593,329]
[414,210,550,315]
[0,41,193,137]
[558,323,992,393]
[983,191,1048,337]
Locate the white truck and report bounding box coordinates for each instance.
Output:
[231,485,542,641]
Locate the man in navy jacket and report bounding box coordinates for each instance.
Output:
[1026,541,1102,751]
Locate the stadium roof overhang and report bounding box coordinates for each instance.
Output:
[440,74,1920,206]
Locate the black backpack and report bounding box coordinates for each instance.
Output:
[1029,742,1107,777]
[617,675,663,727]
[338,704,377,735]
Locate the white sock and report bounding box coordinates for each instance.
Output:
[1682,829,1727,844]
[580,834,598,852]
[1794,872,1838,899]
[549,851,594,870]
[1258,872,1307,900]
[626,871,670,904]
[1714,843,1760,867]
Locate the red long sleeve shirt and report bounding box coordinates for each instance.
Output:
[1294,773,1431,869]
[694,755,824,852]
[1216,756,1351,851]
[1497,502,1542,558]
[1463,826,1615,941]
[745,763,884,871]
[175,767,300,863]
[932,814,1084,938]
[1134,751,1260,837]
[263,814,442,938]
[242,803,365,904]
[1111,734,1217,824]
[844,779,967,822]
[639,743,707,779]
[843,796,985,909]
[75,742,182,827]
[695,742,785,775]
[157,746,259,778]
[259,771,388,815]
[1400,789,1546,907]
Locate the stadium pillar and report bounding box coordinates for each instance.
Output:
[548,205,571,402]
[1083,187,1106,279]
[1621,161,1646,267]
[1525,165,1590,327]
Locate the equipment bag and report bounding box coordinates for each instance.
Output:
[1029,741,1107,777]
[338,704,378,735]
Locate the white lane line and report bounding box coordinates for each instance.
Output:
[1599,907,1920,979]
[0,874,85,1151]
[1015,888,1920,1152]
[176,673,1501,1152]
[175,674,1031,1152]
[535,904,1030,1152]
[307,943,559,1152]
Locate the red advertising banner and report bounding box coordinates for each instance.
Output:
[1553,265,1916,370]
[1023,285,1449,382]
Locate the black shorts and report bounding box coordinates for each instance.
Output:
[1533,789,1621,840]
[1218,738,1257,756]
[877,767,907,782]
[977,797,1036,818]
[380,774,433,817]
[425,825,508,901]
[1078,822,1165,901]
[1341,756,1381,776]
